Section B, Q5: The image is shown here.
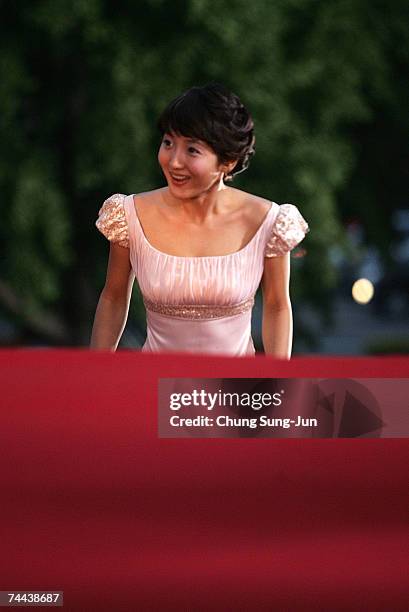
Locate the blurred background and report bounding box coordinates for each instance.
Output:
[1,0,408,355]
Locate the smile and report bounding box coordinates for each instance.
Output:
[170,174,190,185]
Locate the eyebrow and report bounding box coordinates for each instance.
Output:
[164,133,204,145]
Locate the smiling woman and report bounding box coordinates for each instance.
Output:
[160,134,212,189]
[156,82,256,186]
[90,83,309,358]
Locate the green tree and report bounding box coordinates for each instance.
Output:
[1,0,407,348]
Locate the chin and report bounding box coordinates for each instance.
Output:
[167,182,200,199]
[168,182,192,195]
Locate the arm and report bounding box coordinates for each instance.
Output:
[90,243,135,350]
[260,252,292,359]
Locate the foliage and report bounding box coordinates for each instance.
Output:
[0,0,407,347]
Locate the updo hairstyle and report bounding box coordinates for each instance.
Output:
[157,82,255,181]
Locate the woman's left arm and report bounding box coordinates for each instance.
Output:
[260,252,292,359]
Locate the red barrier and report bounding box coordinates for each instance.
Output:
[0,350,408,611]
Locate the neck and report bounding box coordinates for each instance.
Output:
[162,177,231,223]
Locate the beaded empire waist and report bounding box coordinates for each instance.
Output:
[143,296,255,320]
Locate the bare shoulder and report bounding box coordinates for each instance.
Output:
[132,188,165,207]
[229,187,272,221]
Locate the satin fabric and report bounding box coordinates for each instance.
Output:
[123,194,278,356]
[96,193,309,356]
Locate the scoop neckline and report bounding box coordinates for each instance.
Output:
[129,194,274,260]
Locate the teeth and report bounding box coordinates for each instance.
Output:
[172,174,189,179]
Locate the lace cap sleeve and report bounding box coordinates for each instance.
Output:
[265,203,309,258]
[95,193,129,248]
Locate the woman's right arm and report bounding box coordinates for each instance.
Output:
[90,242,135,350]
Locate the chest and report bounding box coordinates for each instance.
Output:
[135,205,263,258]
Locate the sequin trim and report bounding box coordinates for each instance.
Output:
[95,193,129,248]
[265,203,309,257]
[143,296,255,320]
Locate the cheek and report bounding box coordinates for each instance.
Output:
[157,148,167,168]
[191,158,219,177]
[157,149,219,179]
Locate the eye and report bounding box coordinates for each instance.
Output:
[162,138,172,147]
[188,146,200,155]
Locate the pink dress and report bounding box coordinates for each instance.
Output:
[96,193,309,356]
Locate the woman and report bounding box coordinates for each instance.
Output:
[90,82,309,357]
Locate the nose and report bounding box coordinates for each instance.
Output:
[168,147,186,170]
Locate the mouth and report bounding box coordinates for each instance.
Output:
[169,173,191,186]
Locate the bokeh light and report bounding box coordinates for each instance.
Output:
[352,278,374,304]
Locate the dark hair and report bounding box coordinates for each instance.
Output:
[157,82,255,181]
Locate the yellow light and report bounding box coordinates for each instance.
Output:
[352,278,374,304]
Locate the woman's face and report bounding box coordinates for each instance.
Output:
[158,131,229,197]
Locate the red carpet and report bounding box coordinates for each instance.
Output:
[0,350,408,611]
